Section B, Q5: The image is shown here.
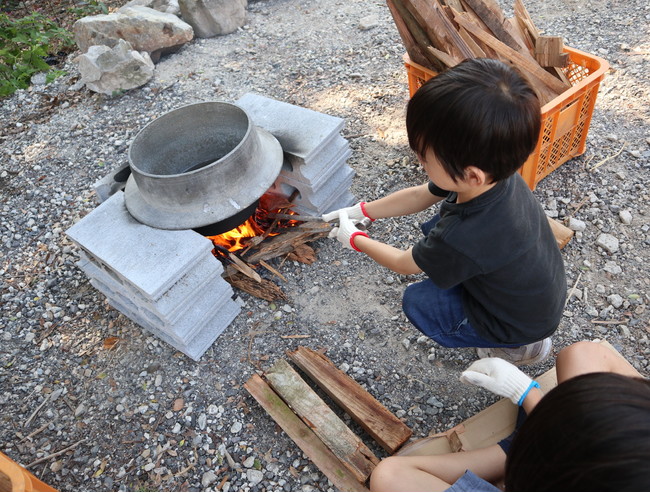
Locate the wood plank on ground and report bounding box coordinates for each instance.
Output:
[264,359,379,483]
[287,347,412,454]
[244,374,369,492]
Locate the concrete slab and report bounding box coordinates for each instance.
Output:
[66,192,213,300]
[236,93,345,163]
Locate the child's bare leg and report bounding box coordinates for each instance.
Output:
[369,444,506,492]
[556,341,643,383]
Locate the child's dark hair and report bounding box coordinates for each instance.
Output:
[505,372,650,491]
[406,58,541,183]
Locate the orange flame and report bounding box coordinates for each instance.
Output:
[207,193,298,253]
[207,217,264,252]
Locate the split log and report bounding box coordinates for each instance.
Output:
[535,36,569,67]
[264,359,379,482]
[547,217,574,250]
[462,0,527,52]
[288,347,412,454]
[244,228,328,264]
[225,272,288,301]
[387,0,434,68]
[390,0,448,71]
[244,374,369,492]
[403,0,475,62]
[454,12,568,104]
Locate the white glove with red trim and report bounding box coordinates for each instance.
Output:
[328,211,369,251]
[460,358,538,406]
[322,202,374,224]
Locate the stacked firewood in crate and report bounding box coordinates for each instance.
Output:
[387,0,572,104]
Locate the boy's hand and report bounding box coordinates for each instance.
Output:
[460,358,538,406]
[322,202,374,223]
[328,211,369,251]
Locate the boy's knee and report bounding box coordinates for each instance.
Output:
[369,456,403,492]
[557,340,601,365]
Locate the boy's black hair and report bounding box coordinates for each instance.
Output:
[406,58,541,183]
[505,372,650,491]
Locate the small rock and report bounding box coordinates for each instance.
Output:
[230,421,243,434]
[202,470,218,488]
[568,217,587,232]
[243,456,256,468]
[607,294,624,308]
[619,210,633,224]
[247,468,264,486]
[595,233,619,253]
[359,14,379,30]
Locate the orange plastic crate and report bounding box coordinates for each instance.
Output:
[0,452,57,492]
[403,47,609,190]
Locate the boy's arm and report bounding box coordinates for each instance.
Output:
[330,211,422,275]
[353,237,422,275]
[323,183,443,223]
[364,182,444,219]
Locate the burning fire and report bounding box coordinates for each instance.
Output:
[207,193,298,253]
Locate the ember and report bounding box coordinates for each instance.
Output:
[207,193,298,253]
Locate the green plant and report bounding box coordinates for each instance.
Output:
[0,11,74,97]
[67,1,109,17]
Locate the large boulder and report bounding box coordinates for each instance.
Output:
[120,0,181,17]
[178,0,247,38]
[73,6,193,62]
[76,39,155,95]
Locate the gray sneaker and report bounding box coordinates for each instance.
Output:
[476,337,553,366]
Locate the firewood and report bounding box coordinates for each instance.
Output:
[547,217,574,250]
[288,347,412,454]
[387,0,433,68]
[390,0,448,71]
[244,229,328,264]
[535,36,569,67]
[454,12,568,103]
[225,272,288,302]
[264,359,379,482]
[286,243,317,264]
[403,0,475,62]
[462,0,527,52]
[244,374,369,492]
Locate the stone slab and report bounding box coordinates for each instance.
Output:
[66,191,213,300]
[281,145,353,190]
[236,93,345,164]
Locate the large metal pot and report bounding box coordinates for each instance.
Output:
[124,101,283,231]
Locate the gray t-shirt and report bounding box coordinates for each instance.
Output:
[412,173,566,344]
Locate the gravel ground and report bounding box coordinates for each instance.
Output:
[1,0,649,491]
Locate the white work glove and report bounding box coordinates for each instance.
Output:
[322,202,374,223]
[460,358,539,406]
[328,211,369,251]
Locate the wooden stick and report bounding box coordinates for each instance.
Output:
[462,0,526,51]
[227,252,261,282]
[264,359,379,482]
[390,0,447,70]
[590,141,626,171]
[27,438,88,468]
[244,374,369,492]
[259,259,287,281]
[547,217,574,250]
[288,347,412,454]
[24,394,50,428]
[454,13,569,97]
[387,0,433,68]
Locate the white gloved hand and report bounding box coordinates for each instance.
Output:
[328,211,369,251]
[322,202,373,223]
[460,358,537,405]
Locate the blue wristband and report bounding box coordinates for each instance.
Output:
[517,380,540,406]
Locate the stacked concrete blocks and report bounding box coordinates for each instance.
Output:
[236,93,356,216]
[65,192,241,360]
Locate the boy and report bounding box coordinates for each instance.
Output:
[324,58,566,366]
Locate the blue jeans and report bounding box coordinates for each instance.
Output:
[402,216,520,349]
